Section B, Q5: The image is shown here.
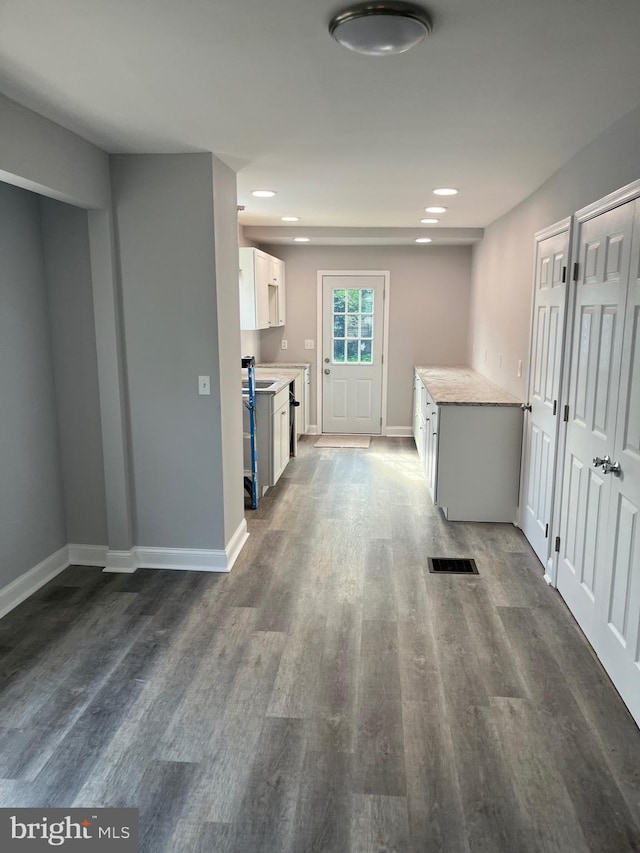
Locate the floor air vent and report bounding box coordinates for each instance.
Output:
[428,557,478,575]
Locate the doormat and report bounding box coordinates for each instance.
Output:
[314,435,371,448]
[428,557,479,574]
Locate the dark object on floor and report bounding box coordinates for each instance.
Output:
[428,557,479,574]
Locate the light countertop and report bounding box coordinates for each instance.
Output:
[415,366,522,406]
[241,366,299,395]
[257,362,311,370]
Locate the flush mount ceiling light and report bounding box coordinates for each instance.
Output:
[420,217,439,224]
[415,237,432,243]
[329,1,433,56]
[425,205,446,214]
[294,237,310,242]
[281,216,300,222]
[251,189,276,198]
[433,187,458,196]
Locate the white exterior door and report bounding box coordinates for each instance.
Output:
[321,274,385,434]
[557,195,640,725]
[520,222,570,569]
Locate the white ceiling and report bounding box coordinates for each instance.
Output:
[2,0,640,245]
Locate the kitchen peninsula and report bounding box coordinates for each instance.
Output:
[413,366,523,522]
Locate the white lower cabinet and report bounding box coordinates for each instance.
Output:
[257,363,311,438]
[302,366,310,435]
[273,390,290,483]
[413,368,522,522]
[243,385,291,495]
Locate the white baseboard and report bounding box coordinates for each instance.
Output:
[135,546,228,572]
[67,543,108,567]
[0,520,252,620]
[105,519,250,574]
[0,546,69,620]
[103,550,138,573]
[306,424,319,435]
[385,426,413,437]
[225,518,250,571]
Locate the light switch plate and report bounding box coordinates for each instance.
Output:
[281,339,288,350]
[198,375,211,395]
[304,339,315,350]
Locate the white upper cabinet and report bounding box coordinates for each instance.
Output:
[239,247,285,330]
[269,256,286,327]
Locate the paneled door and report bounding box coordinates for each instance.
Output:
[557,202,632,648]
[321,274,385,434]
[595,197,640,723]
[520,220,570,570]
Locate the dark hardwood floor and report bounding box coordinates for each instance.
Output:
[1,437,639,851]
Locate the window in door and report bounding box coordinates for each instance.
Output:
[331,288,374,364]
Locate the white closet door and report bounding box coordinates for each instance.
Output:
[595,198,640,723]
[520,223,570,568]
[557,202,633,648]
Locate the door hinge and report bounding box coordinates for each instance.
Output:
[381,354,384,364]
[572,262,579,282]
[545,523,549,538]
[563,404,569,422]
[553,399,557,416]
[562,266,567,283]
[554,536,561,553]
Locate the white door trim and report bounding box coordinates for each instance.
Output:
[316,270,390,435]
[575,177,640,223]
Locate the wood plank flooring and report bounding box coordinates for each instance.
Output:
[1,437,639,851]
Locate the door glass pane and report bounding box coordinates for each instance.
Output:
[331,287,376,364]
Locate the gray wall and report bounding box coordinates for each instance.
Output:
[0,183,66,586]
[212,158,245,543]
[40,197,108,546]
[111,153,228,550]
[470,103,640,398]
[0,92,110,208]
[259,244,472,428]
[1,92,136,564]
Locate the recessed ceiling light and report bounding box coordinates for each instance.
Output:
[420,218,439,224]
[329,2,433,56]
[425,206,446,214]
[251,189,276,198]
[281,216,300,222]
[294,237,310,242]
[415,237,432,243]
[433,187,458,196]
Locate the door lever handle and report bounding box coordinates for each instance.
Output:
[521,403,532,412]
[603,459,622,476]
[593,455,622,476]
